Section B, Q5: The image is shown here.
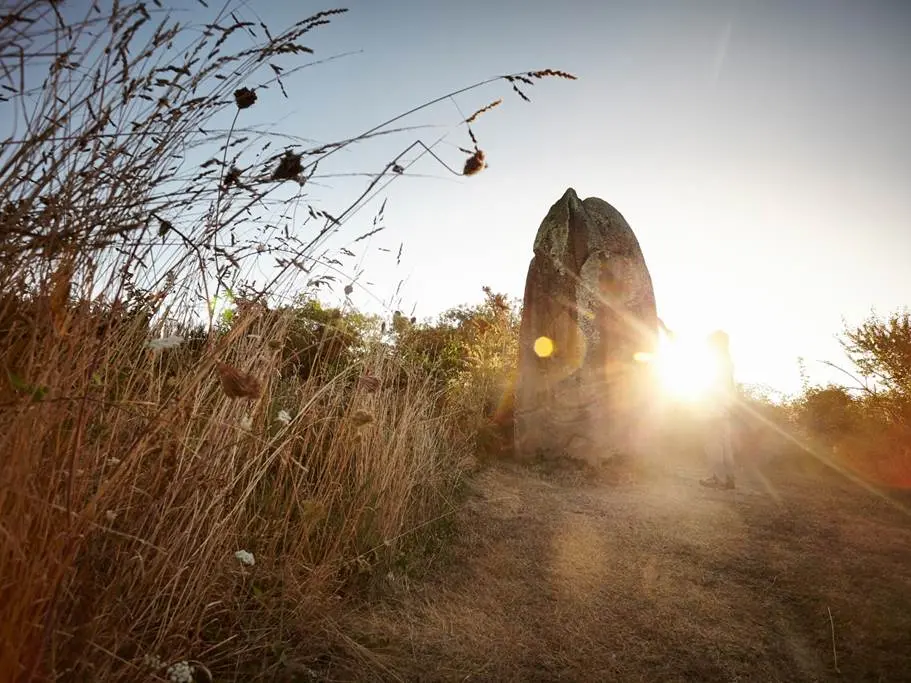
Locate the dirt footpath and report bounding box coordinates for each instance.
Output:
[343,460,911,682]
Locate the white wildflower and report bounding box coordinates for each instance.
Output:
[146,335,184,351]
[235,549,255,566]
[165,660,194,683]
[240,414,253,430]
[142,653,163,670]
[276,409,292,425]
[106,457,121,466]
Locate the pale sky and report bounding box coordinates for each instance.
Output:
[27,1,911,394]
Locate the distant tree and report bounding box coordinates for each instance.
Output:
[841,310,911,398]
[837,310,911,426]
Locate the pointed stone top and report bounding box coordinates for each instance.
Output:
[535,187,640,260]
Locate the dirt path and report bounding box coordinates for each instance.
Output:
[343,460,911,682]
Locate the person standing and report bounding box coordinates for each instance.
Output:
[700,330,737,490]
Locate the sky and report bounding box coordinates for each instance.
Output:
[21,0,911,395]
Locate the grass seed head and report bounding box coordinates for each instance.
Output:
[465,99,502,124]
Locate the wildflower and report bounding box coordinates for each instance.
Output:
[142,653,163,670]
[215,362,261,399]
[107,457,121,465]
[146,335,184,350]
[165,660,194,683]
[240,414,253,430]
[235,549,255,566]
[276,409,292,425]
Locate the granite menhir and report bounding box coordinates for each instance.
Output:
[514,188,659,464]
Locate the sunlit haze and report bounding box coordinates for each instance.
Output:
[69,0,911,395]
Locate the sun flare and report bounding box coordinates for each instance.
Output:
[650,332,727,402]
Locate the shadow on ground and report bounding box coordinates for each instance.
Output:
[337,458,911,682]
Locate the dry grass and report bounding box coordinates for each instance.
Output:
[0,2,574,681]
[0,293,472,681]
[343,459,911,682]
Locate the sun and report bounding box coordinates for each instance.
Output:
[647,331,726,402]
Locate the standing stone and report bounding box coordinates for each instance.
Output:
[514,188,658,464]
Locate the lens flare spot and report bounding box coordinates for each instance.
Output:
[633,351,654,363]
[534,336,554,358]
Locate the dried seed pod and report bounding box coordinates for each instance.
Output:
[222,165,242,188]
[463,149,486,176]
[234,87,257,109]
[215,361,261,399]
[272,150,302,181]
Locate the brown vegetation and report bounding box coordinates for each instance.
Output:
[0,2,571,680]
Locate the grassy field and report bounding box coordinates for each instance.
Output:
[341,457,911,682]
